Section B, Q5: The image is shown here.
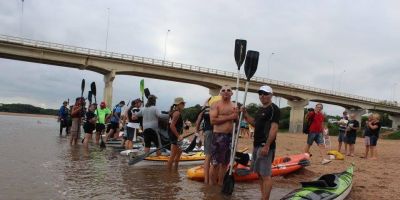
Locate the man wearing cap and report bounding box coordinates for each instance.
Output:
[106,101,126,141]
[242,85,280,200]
[58,101,69,136]
[133,95,169,155]
[209,85,238,185]
[125,99,143,149]
[95,101,112,144]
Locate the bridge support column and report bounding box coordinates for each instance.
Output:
[209,88,220,96]
[389,115,400,130]
[103,70,116,108]
[288,100,309,133]
[345,109,366,124]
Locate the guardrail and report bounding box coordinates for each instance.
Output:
[0,34,398,107]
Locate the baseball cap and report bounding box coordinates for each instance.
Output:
[258,85,273,94]
[100,101,106,106]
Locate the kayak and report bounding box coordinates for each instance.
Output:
[280,165,354,200]
[187,153,310,182]
[129,152,205,166]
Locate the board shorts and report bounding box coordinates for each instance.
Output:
[70,118,81,138]
[211,133,232,165]
[143,128,160,148]
[251,146,275,177]
[96,123,105,133]
[345,134,356,144]
[338,130,346,142]
[168,131,179,145]
[109,122,119,132]
[364,136,371,146]
[370,135,378,146]
[126,127,137,141]
[203,130,213,155]
[83,123,95,134]
[307,132,324,145]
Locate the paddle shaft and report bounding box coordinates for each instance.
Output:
[129,132,195,166]
[228,69,241,175]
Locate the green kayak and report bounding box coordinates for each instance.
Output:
[281,165,354,200]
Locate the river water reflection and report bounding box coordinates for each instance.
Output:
[0,115,290,200]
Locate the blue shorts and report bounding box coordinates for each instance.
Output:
[338,130,346,142]
[251,146,275,177]
[370,135,378,146]
[307,132,324,145]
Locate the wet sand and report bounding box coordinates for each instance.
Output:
[235,133,399,200]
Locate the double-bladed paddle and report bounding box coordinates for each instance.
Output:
[91,82,106,149]
[128,132,195,166]
[80,79,85,141]
[222,50,259,195]
[144,88,151,99]
[88,91,93,105]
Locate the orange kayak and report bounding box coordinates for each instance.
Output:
[187,153,310,182]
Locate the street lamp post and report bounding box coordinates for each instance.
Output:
[163,29,170,61]
[338,70,346,92]
[267,52,275,79]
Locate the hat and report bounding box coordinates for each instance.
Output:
[63,101,68,104]
[258,85,273,94]
[174,97,186,105]
[100,101,106,106]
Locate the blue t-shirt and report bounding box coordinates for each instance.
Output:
[58,106,68,119]
[110,105,122,123]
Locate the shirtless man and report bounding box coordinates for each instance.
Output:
[209,85,238,185]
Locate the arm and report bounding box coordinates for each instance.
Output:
[210,103,237,125]
[71,105,81,116]
[265,122,279,149]
[195,111,204,132]
[169,111,181,139]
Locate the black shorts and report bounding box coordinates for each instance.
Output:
[143,128,160,148]
[370,135,378,146]
[83,123,95,134]
[126,127,136,141]
[60,119,68,128]
[345,135,356,144]
[168,131,178,145]
[96,123,106,133]
[109,122,119,132]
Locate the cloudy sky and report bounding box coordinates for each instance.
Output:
[1,0,399,115]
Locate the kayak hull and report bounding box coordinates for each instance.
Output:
[130,152,205,166]
[187,153,310,182]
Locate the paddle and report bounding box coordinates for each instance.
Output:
[229,39,247,169]
[183,134,198,153]
[91,82,106,149]
[80,79,85,141]
[82,90,94,143]
[144,88,151,99]
[222,50,259,195]
[128,132,195,166]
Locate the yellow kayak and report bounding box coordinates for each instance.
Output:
[134,152,205,166]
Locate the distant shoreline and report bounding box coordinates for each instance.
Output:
[0,112,57,119]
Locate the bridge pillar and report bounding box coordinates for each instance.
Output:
[389,115,400,130]
[103,70,116,108]
[209,88,220,96]
[288,100,309,133]
[345,109,366,124]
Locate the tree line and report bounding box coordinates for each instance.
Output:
[0,103,58,115]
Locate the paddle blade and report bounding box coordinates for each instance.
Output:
[244,50,259,81]
[144,88,150,99]
[90,82,96,96]
[81,79,85,93]
[183,135,197,153]
[221,172,235,195]
[88,91,93,104]
[140,79,145,95]
[128,153,149,166]
[234,39,247,69]
[100,136,106,149]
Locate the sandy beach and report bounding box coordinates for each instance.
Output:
[0,112,57,119]
[235,133,399,200]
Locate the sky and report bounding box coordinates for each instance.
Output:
[1,0,399,115]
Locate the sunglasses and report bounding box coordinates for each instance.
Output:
[221,89,232,93]
[258,91,271,96]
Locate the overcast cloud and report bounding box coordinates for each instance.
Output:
[1,0,399,115]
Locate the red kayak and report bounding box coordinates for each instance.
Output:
[187,153,310,182]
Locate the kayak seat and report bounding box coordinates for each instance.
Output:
[301,174,337,188]
[283,157,291,163]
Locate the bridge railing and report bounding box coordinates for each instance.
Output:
[0,34,397,107]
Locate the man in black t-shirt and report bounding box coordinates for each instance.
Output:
[242,85,280,200]
[344,113,359,156]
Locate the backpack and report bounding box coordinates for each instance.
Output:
[303,112,315,134]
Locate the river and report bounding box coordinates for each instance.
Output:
[0,114,290,200]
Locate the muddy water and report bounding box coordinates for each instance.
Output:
[0,115,290,200]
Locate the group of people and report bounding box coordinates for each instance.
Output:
[194,84,280,200]
[304,105,382,163]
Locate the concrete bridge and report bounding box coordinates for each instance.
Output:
[1,34,399,131]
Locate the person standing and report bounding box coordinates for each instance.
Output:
[344,113,359,156]
[242,85,280,200]
[368,113,381,159]
[167,97,186,170]
[58,101,69,136]
[106,101,125,141]
[133,95,168,156]
[126,99,143,149]
[337,111,348,153]
[83,104,97,147]
[95,102,111,144]
[70,97,85,146]
[362,115,373,159]
[209,85,238,186]
[304,103,331,164]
